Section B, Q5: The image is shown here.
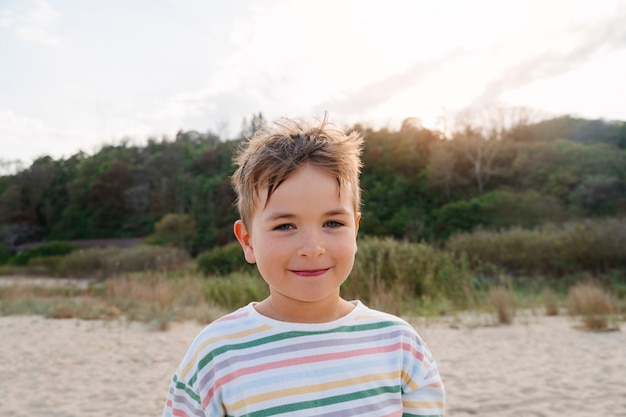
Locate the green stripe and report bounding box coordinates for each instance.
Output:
[403,414,444,417]
[190,320,402,385]
[171,375,202,404]
[241,385,401,417]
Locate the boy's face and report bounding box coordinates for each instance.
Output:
[234,163,361,316]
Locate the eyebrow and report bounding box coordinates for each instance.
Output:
[265,208,350,222]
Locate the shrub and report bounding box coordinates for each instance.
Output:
[447,218,626,275]
[8,241,78,266]
[567,283,614,331]
[490,286,515,324]
[202,271,268,310]
[196,242,253,276]
[433,190,566,239]
[542,288,559,316]
[56,246,119,279]
[0,244,11,265]
[27,255,63,275]
[145,213,195,252]
[345,236,477,309]
[57,245,190,279]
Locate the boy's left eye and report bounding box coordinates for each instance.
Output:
[324,220,344,228]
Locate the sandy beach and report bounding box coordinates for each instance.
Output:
[0,312,624,417]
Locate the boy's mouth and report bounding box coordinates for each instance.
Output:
[290,268,329,277]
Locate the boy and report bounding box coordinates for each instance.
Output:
[163,116,445,416]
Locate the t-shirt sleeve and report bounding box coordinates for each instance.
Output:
[400,330,446,416]
[162,374,203,417]
[162,345,224,417]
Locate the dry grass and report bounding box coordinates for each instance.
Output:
[490,286,516,325]
[104,273,206,330]
[542,288,559,316]
[366,277,403,317]
[569,284,617,332]
[567,283,615,331]
[0,273,217,330]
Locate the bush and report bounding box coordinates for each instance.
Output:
[0,244,11,265]
[145,213,195,252]
[57,245,190,279]
[433,190,566,239]
[27,255,64,275]
[8,241,78,266]
[345,236,477,308]
[202,271,268,310]
[490,286,515,324]
[567,282,614,331]
[196,242,253,276]
[542,288,559,316]
[447,218,626,275]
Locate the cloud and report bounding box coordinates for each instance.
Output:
[313,53,455,116]
[1,0,61,46]
[472,7,626,108]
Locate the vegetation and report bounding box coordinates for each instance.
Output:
[490,286,516,325]
[446,218,626,276]
[1,111,625,253]
[56,244,190,280]
[567,282,616,331]
[0,110,625,330]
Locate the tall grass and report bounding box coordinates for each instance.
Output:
[567,282,615,331]
[490,286,516,324]
[447,218,626,276]
[202,271,269,310]
[3,234,622,329]
[345,237,478,313]
[57,245,191,279]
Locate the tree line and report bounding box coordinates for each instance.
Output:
[1,110,625,256]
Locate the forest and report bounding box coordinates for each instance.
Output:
[1,109,625,260]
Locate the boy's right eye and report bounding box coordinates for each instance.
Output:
[273,224,294,231]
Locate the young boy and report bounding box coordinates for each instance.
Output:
[163,117,445,416]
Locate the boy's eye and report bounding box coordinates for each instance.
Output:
[273,224,294,231]
[325,220,344,228]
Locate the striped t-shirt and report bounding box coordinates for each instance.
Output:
[163,301,445,416]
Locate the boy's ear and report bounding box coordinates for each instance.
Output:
[353,212,361,252]
[234,220,256,264]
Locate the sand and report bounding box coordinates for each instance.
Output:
[0,312,624,416]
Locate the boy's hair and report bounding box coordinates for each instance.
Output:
[231,116,364,227]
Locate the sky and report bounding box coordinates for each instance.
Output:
[1,0,626,169]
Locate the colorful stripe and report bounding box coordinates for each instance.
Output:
[163,301,445,417]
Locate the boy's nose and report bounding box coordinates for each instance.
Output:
[297,231,325,257]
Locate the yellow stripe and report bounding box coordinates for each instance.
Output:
[180,324,272,378]
[353,313,393,321]
[403,401,445,409]
[400,370,419,391]
[228,371,400,411]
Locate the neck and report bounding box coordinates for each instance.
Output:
[255,295,355,323]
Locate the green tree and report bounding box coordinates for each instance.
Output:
[147,213,195,252]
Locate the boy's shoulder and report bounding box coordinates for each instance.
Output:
[191,301,416,344]
[191,303,259,343]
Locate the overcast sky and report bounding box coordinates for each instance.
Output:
[2,0,626,167]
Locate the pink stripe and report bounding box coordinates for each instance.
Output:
[403,340,425,363]
[202,341,415,407]
[171,405,190,417]
[214,311,249,323]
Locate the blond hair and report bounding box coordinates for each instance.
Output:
[231,116,363,227]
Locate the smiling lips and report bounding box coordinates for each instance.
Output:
[291,268,330,277]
